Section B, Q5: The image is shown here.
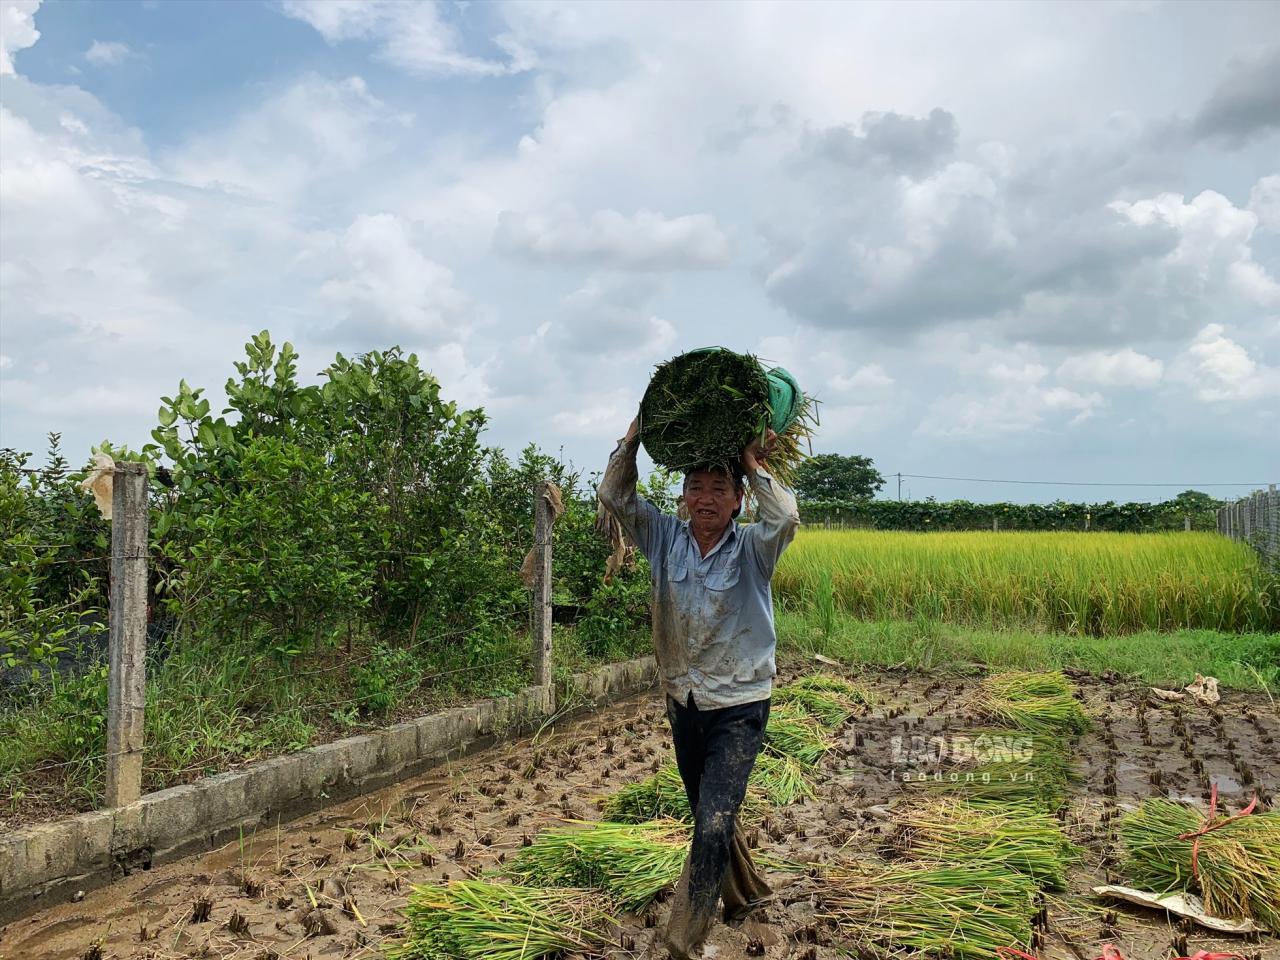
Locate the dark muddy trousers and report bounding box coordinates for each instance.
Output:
[663,692,772,958]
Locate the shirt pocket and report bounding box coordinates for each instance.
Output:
[704,563,740,591]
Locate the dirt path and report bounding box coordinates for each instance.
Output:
[4,665,1277,960]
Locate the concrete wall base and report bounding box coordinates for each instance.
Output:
[0,656,656,924]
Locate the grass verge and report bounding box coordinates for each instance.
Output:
[778,607,1280,693]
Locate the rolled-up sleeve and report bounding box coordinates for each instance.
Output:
[744,466,801,578]
[598,435,674,563]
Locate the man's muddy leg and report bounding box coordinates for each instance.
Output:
[667,693,707,815]
[664,698,769,958]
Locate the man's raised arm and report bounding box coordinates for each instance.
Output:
[742,430,801,578]
[598,416,672,562]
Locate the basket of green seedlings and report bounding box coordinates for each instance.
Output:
[918,728,1079,814]
[639,347,816,487]
[506,820,690,912]
[816,859,1040,960]
[1118,796,1280,933]
[765,703,833,767]
[973,671,1090,737]
[885,797,1079,890]
[393,879,617,960]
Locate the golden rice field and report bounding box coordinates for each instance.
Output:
[773,529,1279,635]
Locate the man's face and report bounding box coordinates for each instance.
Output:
[684,469,742,539]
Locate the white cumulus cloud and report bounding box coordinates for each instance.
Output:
[85,40,132,66]
[1174,324,1280,402]
[495,208,730,270]
[1057,348,1163,388]
[320,213,471,344]
[281,0,533,77]
[0,0,40,75]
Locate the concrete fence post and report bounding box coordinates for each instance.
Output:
[531,482,554,696]
[105,461,148,808]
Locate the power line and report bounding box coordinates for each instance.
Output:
[894,473,1273,488]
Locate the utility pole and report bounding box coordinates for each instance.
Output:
[897,471,902,501]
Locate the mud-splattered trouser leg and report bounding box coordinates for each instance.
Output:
[663,693,770,958]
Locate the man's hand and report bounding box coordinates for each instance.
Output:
[624,414,640,444]
[742,429,778,474]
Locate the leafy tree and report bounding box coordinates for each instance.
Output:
[793,453,884,502]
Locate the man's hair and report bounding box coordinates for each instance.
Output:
[683,463,745,492]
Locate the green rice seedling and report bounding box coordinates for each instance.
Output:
[1119,797,1280,933]
[917,729,1078,814]
[506,820,690,911]
[773,686,853,728]
[886,797,1079,890]
[600,765,692,823]
[974,671,1090,737]
[765,703,832,767]
[601,756,805,823]
[816,860,1039,960]
[786,672,876,705]
[638,348,816,486]
[392,880,616,960]
[750,751,814,806]
[773,528,1276,635]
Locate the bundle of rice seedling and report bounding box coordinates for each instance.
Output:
[600,765,693,823]
[601,756,806,824]
[919,729,1078,814]
[886,797,1078,890]
[786,672,875,705]
[817,860,1039,959]
[775,673,873,727]
[1118,793,1280,933]
[774,685,852,728]
[506,820,690,911]
[973,671,1090,737]
[393,880,615,960]
[639,347,816,486]
[766,703,832,767]
[751,751,815,806]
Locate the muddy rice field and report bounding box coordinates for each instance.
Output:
[4,663,1278,960]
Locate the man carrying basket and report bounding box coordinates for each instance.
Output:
[599,413,801,959]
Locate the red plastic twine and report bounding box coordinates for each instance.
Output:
[1095,946,1127,960]
[1176,782,1260,881]
[996,949,1042,960]
[1173,952,1247,960]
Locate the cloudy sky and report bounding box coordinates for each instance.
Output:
[1,0,1277,503]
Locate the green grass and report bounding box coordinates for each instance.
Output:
[1,627,533,820]
[777,607,1280,693]
[775,528,1279,635]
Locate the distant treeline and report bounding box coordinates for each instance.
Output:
[797,494,1221,533]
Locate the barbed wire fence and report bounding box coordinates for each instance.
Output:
[5,462,560,812]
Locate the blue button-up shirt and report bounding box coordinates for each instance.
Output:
[598,436,801,709]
